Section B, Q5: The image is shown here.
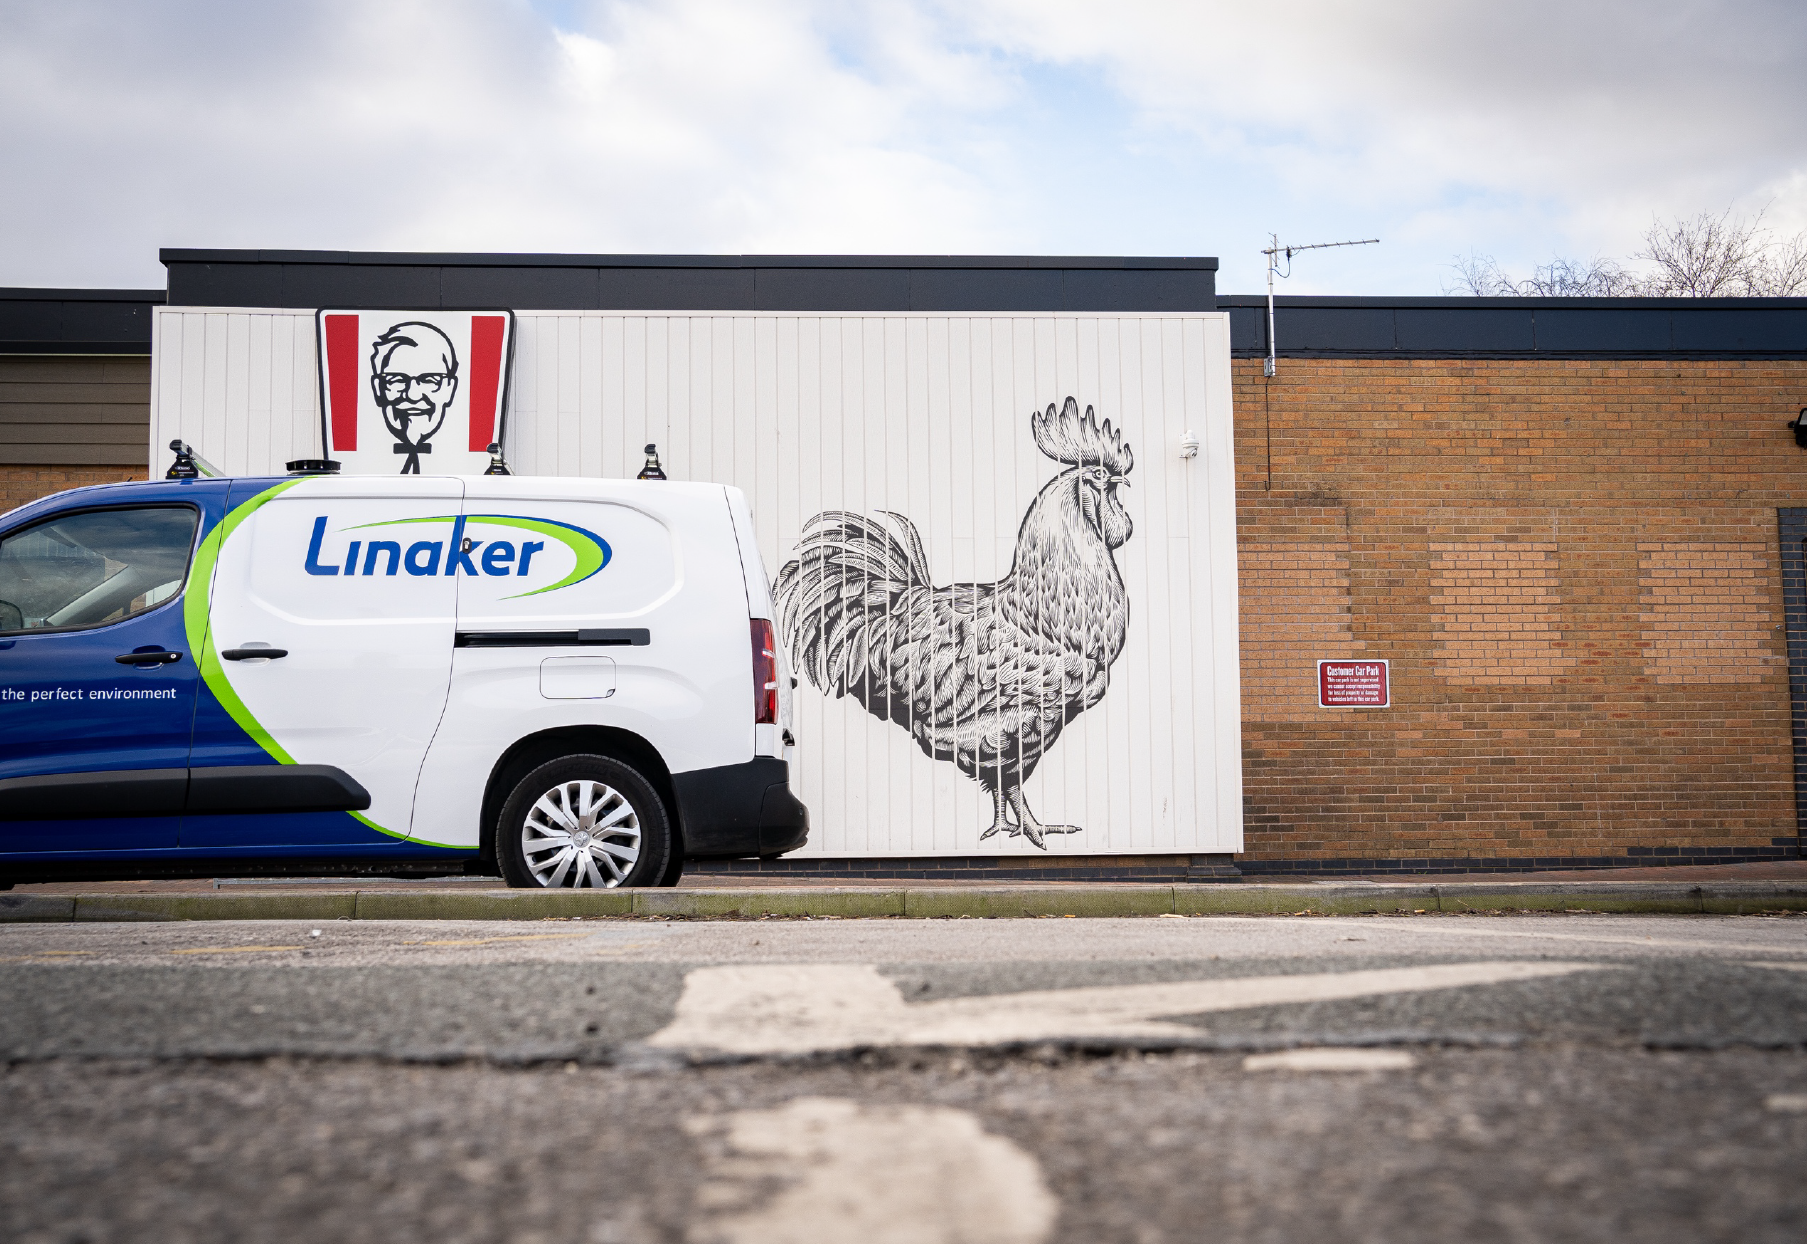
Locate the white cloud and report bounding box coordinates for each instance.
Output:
[0,0,1802,293]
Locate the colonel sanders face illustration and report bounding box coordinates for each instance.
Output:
[369,322,459,474]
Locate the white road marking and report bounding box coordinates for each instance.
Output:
[1745,961,1807,972]
[1243,1048,1418,1072]
[647,961,1602,1055]
[1766,1094,1807,1113]
[684,1097,1056,1244]
[1333,919,1807,957]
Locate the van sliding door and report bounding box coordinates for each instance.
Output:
[184,477,462,850]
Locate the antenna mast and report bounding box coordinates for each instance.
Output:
[1263,235,1379,377]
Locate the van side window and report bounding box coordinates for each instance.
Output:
[0,506,199,634]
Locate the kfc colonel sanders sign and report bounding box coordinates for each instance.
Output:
[315,310,515,474]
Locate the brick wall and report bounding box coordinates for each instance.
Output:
[1235,358,1806,867]
[1,465,146,517]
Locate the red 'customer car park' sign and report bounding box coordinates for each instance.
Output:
[1319,660,1390,708]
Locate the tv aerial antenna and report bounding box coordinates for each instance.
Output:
[1262,234,1379,376]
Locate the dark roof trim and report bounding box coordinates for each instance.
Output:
[0,288,165,355]
[161,249,1217,271]
[0,287,168,302]
[161,251,1219,313]
[1219,294,1807,359]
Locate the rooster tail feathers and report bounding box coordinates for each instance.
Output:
[1031,396,1134,477]
[776,508,931,695]
[875,510,932,584]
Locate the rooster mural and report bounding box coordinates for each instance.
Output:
[776,397,1134,848]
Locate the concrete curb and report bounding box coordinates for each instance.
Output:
[2,881,1803,922]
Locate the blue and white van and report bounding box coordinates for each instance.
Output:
[0,469,806,887]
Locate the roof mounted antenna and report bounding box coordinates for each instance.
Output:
[1262,234,1379,377]
[165,439,224,480]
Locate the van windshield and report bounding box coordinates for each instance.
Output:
[0,506,199,633]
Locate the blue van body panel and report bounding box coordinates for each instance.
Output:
[0,479,227,854]
[0,478,474,870]
[0,840,475,865]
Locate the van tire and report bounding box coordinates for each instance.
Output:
[655,850,684,888]
[496,754,672,889]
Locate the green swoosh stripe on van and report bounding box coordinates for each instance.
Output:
[352,513,610,599]
[184,478,304,758]
[186,479,455,849]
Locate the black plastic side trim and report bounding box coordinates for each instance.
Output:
[0,765,372,820]
[186,765,372,815]
[671,758,809,858]
[456,629,649,648]
[0,769,187,820]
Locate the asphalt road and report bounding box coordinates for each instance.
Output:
[4,912,1805,1243]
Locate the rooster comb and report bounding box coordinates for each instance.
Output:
[1031,397,1133,476]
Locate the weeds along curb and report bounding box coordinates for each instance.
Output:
[1,882,1803,923]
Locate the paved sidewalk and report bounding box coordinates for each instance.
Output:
[3,868,1803,923]
[12,858,1804,897]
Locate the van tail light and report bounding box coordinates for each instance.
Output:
[751,618,779,724]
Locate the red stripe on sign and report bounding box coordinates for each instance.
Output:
[323,314,360,452]
[468,315,505,452]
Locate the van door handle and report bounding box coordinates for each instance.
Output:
[221,648,289,661]
[115,650,183,665]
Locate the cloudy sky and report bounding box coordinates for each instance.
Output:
[2,0,1803,294]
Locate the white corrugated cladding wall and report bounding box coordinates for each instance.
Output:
[150,308,1241,856]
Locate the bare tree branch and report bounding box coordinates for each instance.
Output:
[1451,207,1807,297]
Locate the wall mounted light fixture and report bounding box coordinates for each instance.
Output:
[1790,408,1807,448]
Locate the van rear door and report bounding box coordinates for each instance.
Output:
[185,476,462,848]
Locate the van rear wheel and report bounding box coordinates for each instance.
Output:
[497,754,672,889]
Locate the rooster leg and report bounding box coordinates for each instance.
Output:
[977,786,1016,841]
[1005,788,1082,851]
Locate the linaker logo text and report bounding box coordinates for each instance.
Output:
[303,514,611,599]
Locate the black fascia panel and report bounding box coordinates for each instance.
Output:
[161,250,1224,310]
[1226,303,1267,352]
[256,250,352,265]
[755,267,912,311]
[907,268,1064,312]
[166,262,286,307]
[1060,268,1215,312]
[280,264,443,309]
[60,298,160,344]
[1218,294,1807,357]
[0,298,60,342]
[0,287,166,302]
[1276,306,1395,352]
[1534,308,1673,353]
[1673,307,1807,352]
[597,267,758,309]
[745,254,1215,270]
[1397,307,1533,353]
[161,248,1219,271]
[0,289,163,352]
[441,265,602,309]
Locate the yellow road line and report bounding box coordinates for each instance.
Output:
[403,933,595,948]
[0,950,99,962]
[169,945,305,955]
